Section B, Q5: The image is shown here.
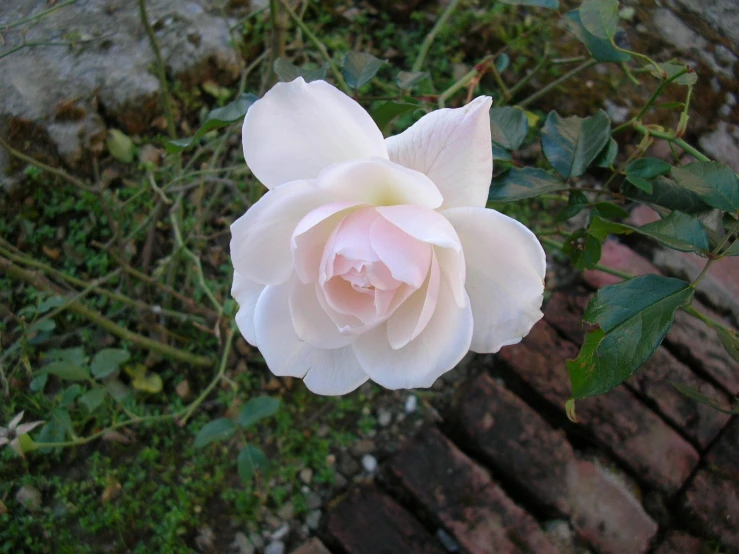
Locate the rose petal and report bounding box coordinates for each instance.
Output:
[231,180,333,285]
[243,78,387,188]
[255,282,368,394]
[290,277,355,349]
[353,279,473,389]
[386,249,440,349]
[443,207,546,353]
[232,270,265,346]
[303,352,369,396]
[375,205,466,306]
[292,202,363,284]
[317,157,443,209]
[385,96,492,209]
[369,216,432,288]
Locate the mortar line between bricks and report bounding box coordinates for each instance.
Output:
[492,350,695,500]
[436,410,568,523]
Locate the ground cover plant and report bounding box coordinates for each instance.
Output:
[1,0,738,551]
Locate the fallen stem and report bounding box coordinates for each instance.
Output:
[412,0,462,73]
[517,59,598,108]
[0,256,214,367]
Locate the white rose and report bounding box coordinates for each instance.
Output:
[231,78,545,395]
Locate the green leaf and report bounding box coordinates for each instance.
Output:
[36,296,65,313]
[563,229,602,270]
[564,10,630,63]
[106,129,135,164]
[396,71,428,89]
[637,211,710,252]
[595,138,618,168]
[568,275,694,398]
[671,383,739,414]
[29,374,48,393]
[647,62,698,86]
[625,158,672,194]
[125,364,163,394]
[591,202,628,219]
[489,167,567,202]
[342,52,385,89]
[495,53,510,72]
[556,190,589,221]
[588,216,631,241]
[237,445,270,483]
[28,320,55,334]
[627,158,672,179]
[672,162,739,214]
[716,327,739,363]
[370,101,420,133]
[79,388,108,414]
[499,0,559,8]
[626,175,709,213]
[490,107,529,151]
[580,0,619,41]
[166,93,258,153]
[91,348,130,379]
[273,58,327,83]
[46,347,86,366]
[59,384,82,408]
[193,418,236,448]
[723,240,739,256]
[236,396,281,429]
[492,144,513,162]
[541,110,612,179]
[42,360,90,381]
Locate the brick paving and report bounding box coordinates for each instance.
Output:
[291,239,737,554]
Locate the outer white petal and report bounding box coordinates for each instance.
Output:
[232,270,265,346]
[385,96,493,209]
[352,279,473,389]
[254,282,369,394]
[231,180,334,285]
[443,207,546,353]
[243,78,388,188]
[317,158,442,209]
[289,277,354,349]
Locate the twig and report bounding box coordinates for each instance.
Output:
[517,59,598,108]
[3,0,77,29]
[0,135,96,193]
[138,0,177,140]
[269,0,288,82]
[0,256,213,367]
[178,326,235,425]
[277,0,350,94]
[411,0,462,73]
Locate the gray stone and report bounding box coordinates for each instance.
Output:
[604,99,629,124]
[0,0,241,177]
[404,394,417,414]
[305,491,322,510]
[699,121,739,173]
[276,502,294,521]
[377,408,392,427]
[231,532,255,554]
[361,454,378,473]
[653,8,707,52]
[271,522,289,541]
[672,0,739,50]
[298,468,313,485]
[264,541,285,554]
[305,509,322,530]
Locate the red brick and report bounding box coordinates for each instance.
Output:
[325,485,445,554]
[385,426,558,554]
[582,240,660,288]
[653,531,713,554]
[455,374,657,553]
[290,538,331,554]
[566,459,658,554]
[497,321,700,494]
[666,303,739,395]
[680,420,739,551]
[544,291,732,450]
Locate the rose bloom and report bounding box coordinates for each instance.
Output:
[231,77,545,395]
